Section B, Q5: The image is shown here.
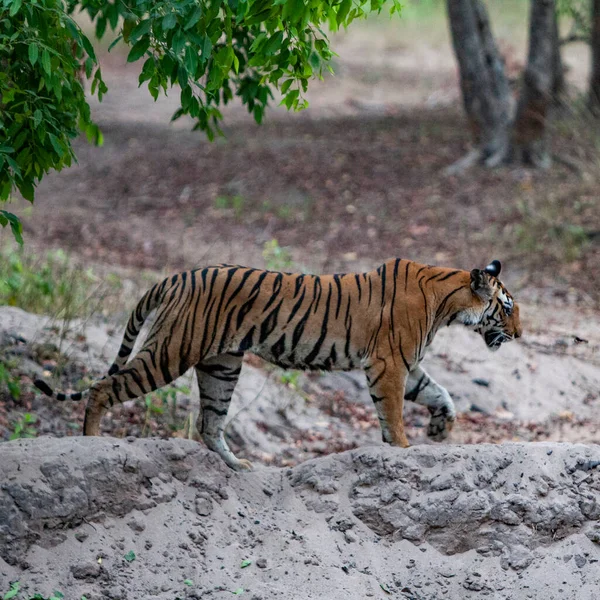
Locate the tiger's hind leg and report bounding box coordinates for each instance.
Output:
[83,350,189,436]
[195,352,252,472]
[404,365,456,441]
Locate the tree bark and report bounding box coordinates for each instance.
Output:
[447,0,558,171]
[512,0,556,167]
[446,0,512,166]
[551,5,566,103]
[590,0,600,113]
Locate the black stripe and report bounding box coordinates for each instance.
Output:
[202,406,229,416]
[141,358,157,391]
[271,334,286,359]
[390,258,400,340]
[304,283,333,364]
[238,326,255,352]
[217,306,237,354]
[286,286,306,324]
[202,269,220,317]
[404,374,429,401]
[437,270,461,282]
[333,274,342,320]
[160,341,173,385]
[354,274,362,302]
[236,271,269,328]
[380,263,387,307]
[259,299,283,343]
[262,273,283,313]
[294,275,305,297]
[224,268,253,311]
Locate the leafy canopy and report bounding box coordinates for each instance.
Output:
[0,0,401,242]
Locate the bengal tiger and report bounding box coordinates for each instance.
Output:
[35,258,522,471]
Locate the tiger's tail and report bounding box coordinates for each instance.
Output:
[34,379,89,402]
[107,277,170,375]
[35,277,170,401]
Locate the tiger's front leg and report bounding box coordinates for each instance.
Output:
[404,364,456,441]
[365,359,410,448]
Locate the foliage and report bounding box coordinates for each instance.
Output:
[142,382,191,436]
[0,244,115,317]
[2,582,80,600]
[9,412,37,440]
[262,238,294,271]
[1,0,402,242]
[0,0,105,231]
[0,358,21,400]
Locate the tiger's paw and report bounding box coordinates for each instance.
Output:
[427,405,455,441]
[231,458,254,472]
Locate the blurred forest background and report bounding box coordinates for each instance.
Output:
[1,0,599,457]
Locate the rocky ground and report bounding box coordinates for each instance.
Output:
[1,438,599,599]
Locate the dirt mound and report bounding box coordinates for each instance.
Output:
[1,437,599,599]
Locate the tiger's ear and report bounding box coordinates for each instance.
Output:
[484,260,501,277]
[470,269,493,300]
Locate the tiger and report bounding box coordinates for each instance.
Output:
[35,258,522,471]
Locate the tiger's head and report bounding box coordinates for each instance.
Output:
[459,260,522,351]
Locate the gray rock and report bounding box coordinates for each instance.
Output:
[71,562,102,580]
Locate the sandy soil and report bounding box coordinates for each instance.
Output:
[1,437,599,599]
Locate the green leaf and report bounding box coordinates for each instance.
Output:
[3,581,20,599]
[81,34,97,61]
[232,589,244,596]
[28,44,39,66]
[17,179,34,203]
[41,50,51,75]
[379,583,391,594]
[202,36,213,60]
[8,0,22,17]
[124,550,136,562]
[240,559,252,568]
[127,37,151,62]
[33,109,42,128]
[184,7,203,30]
[108,35,123,52]
[162,13,177,30]
[184,579,193,586]
[48,133,64,158]
[337,0,352,26]
[130,19,151,43]
[185,47,199,76]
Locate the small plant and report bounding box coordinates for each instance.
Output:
[124,550,136,562]
[141,383,191,437]
[9,413,37,440]
[0,359,21,400]
[214,195,245,218]
[2,582,69,600]
[3,581,19,600]
[0,244,120,318]
[279,370,301,390]
[262,239,295,272]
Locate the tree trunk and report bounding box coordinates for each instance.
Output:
[446,0,512,168]
[512,0,556,168]
[551,5,566,103]
[446,0,556,171]
[590,0,600,113]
